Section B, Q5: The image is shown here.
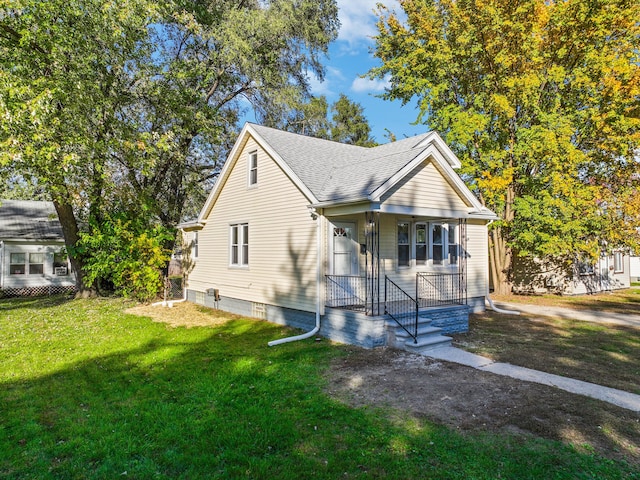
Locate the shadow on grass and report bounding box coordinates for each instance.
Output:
[0,304,636,478]
[0,294,74,312]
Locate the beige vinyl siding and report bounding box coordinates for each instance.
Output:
[465,221,489,300]
[381,161,471,211]
[365,216,488,299]
[188,136,318,313]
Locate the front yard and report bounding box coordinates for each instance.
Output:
[0,296,638,478]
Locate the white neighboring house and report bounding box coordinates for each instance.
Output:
[0,200,75,296]
[630,255,640,283]
[180,123,497,352]
[513,251,631,295]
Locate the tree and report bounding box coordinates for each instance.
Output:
[1,0,339,295]
[0,0,158,295]
[370,0,640,294]
[330,93,376,146]
[274,94,376,145]
[112,0,340,229]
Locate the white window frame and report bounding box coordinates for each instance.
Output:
[53,251,70,276]
[248,151,258,187]
[613,251,623,273]
[414,222,428,265]
[448,223,459,265]
[229,223,249,267]
[397,222,410,268]
[397,220,460,269]
[430,223,445,266]
[9,252,26,275]
[192,232,199,259]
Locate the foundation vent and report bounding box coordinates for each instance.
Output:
[252,302,267,319]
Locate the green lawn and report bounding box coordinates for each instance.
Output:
[0,296,637,479]
[492,286,640,315]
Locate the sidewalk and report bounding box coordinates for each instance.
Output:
[427,346,640,412]
[424,301,640,412]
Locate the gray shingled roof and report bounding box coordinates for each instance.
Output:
[250,124,433,202]
[0,199,65,241]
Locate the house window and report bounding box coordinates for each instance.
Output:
[230,223,249,267]
[193,232,199,259]
[248,151,258,186]
[53,252,69,275]
[613,251,623,273]
[397,222,410,267]
[29,253,44,275]
[448,224,459,265]
[398,221,460,268]
[9,253,26,275]
[415,223,427,264]
[431,224,444,265]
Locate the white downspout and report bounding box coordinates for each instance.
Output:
[269,208,321,346]
[151,278,188,307]
[0,240,4,290]
[484,220,519,315]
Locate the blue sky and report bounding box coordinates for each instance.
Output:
[309,0,425,143]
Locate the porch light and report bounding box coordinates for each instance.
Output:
[308,206,318,220]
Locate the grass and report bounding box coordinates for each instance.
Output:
[492,286,640,315]
[1,296,638,479]
[457,312,640,394]
[463,287,640,393]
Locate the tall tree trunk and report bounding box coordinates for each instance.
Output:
[489,226,512,295]
[53,201,95,298]
[489,182,515,295]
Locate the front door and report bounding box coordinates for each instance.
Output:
[331,222,358,275]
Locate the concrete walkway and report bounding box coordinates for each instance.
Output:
[427,346,640,412]
[424,302,640,412]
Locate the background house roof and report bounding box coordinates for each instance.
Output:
[0,200,65,242]
[250,124,434,202]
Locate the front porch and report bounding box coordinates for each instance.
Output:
[321,209,471,350]
[324,271,469,351]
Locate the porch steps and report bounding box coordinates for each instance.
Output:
[388,315,452,354]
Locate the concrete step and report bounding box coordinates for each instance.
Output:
[394,324,443,339]
[404,334,453,353]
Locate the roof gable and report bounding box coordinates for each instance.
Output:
[0,200,65,241]
[193,123,496,225]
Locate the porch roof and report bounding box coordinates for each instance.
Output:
[318,200,497,220]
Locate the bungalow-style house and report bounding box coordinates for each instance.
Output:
[512,252,631,295]
[180,123,497,352]
[0,199,75,297]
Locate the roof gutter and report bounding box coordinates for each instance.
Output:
[310,197,374,210]
[177,220,205,231]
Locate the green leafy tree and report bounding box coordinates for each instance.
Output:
[0,0,157,295]
[78,216,173,302]
[276,94,376,145]
[330,93,376,146]
[1,0,339,294]
[117,0,340,229]
[370,0,640,293]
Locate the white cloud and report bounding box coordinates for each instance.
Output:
[351,75,390,94]
[336,0,400,49]
[308,66,345,97]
